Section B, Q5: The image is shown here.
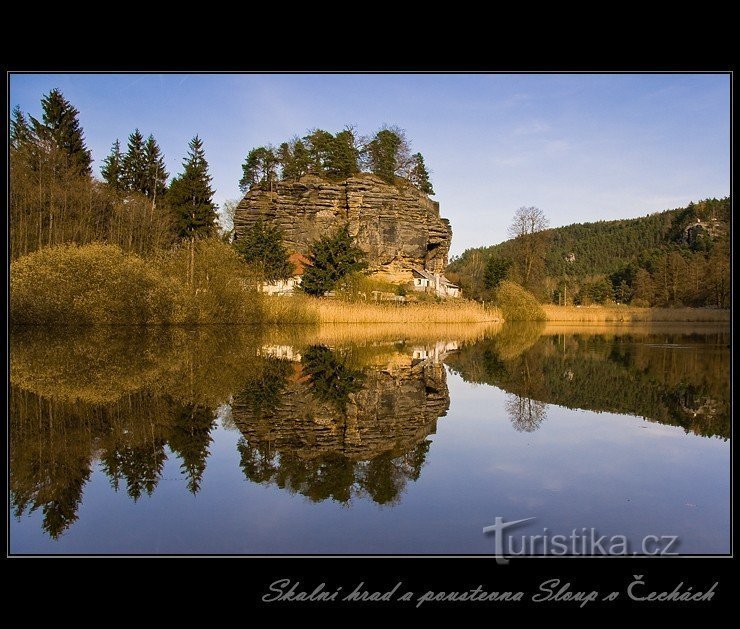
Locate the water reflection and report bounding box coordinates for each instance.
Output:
[445,323,730,439]
[9,322,730,541]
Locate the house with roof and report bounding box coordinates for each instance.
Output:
[261,252,310,296]
[411,268,460,298]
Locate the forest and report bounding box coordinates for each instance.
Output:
[448,198,730,308]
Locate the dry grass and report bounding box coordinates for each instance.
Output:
[543,305,730,323]
[262,321,503,348]
[306,298,501,324]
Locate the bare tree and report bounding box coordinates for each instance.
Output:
[507,206,550,291]
[505,394,547,432]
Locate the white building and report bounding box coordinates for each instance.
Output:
[260,252,310,296]
[411,268,461,298]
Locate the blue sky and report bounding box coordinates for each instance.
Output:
[10,73,730,256]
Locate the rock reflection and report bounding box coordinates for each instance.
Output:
[232,343,451,505]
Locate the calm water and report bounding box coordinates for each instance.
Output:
[9,322,730,554]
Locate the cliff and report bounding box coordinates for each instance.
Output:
[233,173,452,282]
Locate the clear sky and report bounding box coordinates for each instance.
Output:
[9,73,730,256]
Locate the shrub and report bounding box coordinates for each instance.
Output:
[10,243,177,325]
[493,280,546,321]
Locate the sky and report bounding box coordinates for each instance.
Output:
[9,73,730,256]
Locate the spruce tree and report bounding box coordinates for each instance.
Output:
[168,135,218,241]
[409,152,434,195]
[301,224,367,296]
[143,134,168,203]
[122,129,147,193]
[484,256,511,290]
[30,88,92,175]
[10,106,32,150]
[234,220,294,282]
[303,129,334,176]
[101,139,125,191]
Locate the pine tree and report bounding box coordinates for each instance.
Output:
[301,224,367,296]
[367,129,402,183]
[303,129,335,176]
[168,135,218,241]
[101,139,125,191]
[122,129,147,193]
[326,129,359,179]
[239,146,278,192]
[409,152,434,195]
[234,220,295,282]
[29,88,92,175]
[143,134,168,203]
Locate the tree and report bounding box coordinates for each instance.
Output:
[408,152,434,195]
[143,134,168,204]
[239,146,278,192]
[483,256,511,290]
[326,129,360,179]
[301,224,367,296]
[632,268,654,306]
[303,129,335,175]
[30,88,92,175]
[168,136,218,283]
[122,129,147,193]
[234,220,294,282]
[10,106,32,150]
[101,139,125,191]
[367,128,403,183]
[507,206,550,292]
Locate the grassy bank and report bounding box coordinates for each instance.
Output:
[10,242,500,325]
[543,305,730,323]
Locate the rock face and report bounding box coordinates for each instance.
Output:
[233,174,452,281]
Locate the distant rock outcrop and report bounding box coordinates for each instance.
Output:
[233,174,452,282]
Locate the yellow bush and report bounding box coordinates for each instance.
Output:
[10,243,177,325]
[493,281,546,321]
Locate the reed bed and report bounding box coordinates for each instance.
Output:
[543,305,730,323]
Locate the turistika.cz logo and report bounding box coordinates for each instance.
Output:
[483,517,679,564]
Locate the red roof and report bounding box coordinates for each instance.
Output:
[289,252,311,276]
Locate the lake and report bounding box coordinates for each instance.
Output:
[9,322,730,555]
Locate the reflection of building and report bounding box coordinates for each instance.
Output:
[412,340,459,363]
[258,344,302,361]
[261,252,310,296]
[412,268,460,298]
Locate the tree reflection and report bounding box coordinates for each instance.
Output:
[505,394,547,432]
[302,344,365,413]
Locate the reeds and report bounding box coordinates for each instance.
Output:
[543,305,730,323]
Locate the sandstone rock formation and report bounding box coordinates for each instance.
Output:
[233,174,452,282]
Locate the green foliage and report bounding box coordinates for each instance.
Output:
[449,197,730,308]
[367,128,402,183]
[168,136,218,241]
[233,220,294,282]
[30,88,92,175]
[408,152,434,195]
[493,280,546,321]
[483,256,511,290]
[575,278,613,305]
[101,139,125,191]
[239,145,279,191]
[122,129,147,192]
[327,129,360,178]
[143,134,168,201]
[301,225,367,296]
